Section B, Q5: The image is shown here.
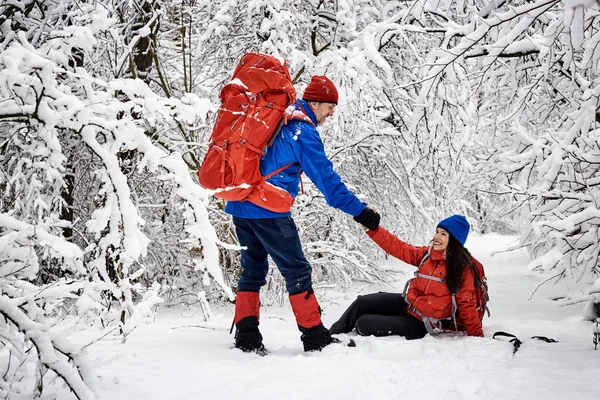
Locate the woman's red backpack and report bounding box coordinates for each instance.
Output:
[197,53,298,212]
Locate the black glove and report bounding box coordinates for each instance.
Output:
[353,207,380,231]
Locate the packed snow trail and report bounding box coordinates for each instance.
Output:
[49,234,599,400]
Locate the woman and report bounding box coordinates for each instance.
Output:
[329,215,484,339]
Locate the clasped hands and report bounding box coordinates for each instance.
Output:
[353,207,380,231]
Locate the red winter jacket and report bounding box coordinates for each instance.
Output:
[367,227,484,337]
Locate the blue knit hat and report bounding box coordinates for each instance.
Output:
[437,215,470,246]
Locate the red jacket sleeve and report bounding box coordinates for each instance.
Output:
[367,227,428,267]
[456,267,484,337]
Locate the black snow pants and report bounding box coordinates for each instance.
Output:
[329,292,427,340]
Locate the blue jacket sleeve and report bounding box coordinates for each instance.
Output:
[288,121,365,216]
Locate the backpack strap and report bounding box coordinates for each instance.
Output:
[480,281,491,317]
[416,273,445,283]
[531,335,558,343]
[419,248,431,267]
[265,103,315,154]
[403,248,448,292]
[401,247,431,297]
[413,249,445,282]
[470,263,491,317]
[493,331,522,354]
[262,162,296,181]
[451,293,458,331]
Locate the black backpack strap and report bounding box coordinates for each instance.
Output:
[531,335,558,343]
[493,331,522,354]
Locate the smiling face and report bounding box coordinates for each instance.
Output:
[433,227,450,251]
[309,102,336,125]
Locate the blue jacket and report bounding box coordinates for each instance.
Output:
[225,100,366,219]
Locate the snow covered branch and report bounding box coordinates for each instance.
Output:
[0,295,96,400]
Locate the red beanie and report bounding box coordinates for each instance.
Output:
[302,75,338,104]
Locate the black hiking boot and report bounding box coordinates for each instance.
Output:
[300,323,338,352]
[235,329,267,355]
[235,316,267,356]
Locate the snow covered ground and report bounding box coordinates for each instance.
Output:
[47,234,599,400]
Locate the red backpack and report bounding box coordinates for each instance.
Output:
[197,53,306,212]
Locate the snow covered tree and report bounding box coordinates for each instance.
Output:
[1,0,231,396]
[498,2,600,293]
[385,0,599,300]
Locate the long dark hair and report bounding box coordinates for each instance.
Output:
[444,234,476,294]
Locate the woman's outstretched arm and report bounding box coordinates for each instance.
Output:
[366,227,429,266]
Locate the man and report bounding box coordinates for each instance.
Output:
[226,75,380,353]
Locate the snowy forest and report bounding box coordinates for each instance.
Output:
[1,0,599,398]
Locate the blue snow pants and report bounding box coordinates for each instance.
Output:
[233,216,312,296]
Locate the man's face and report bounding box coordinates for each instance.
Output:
[310,102,336,126]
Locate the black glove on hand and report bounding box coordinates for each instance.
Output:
[353,207,380,231]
